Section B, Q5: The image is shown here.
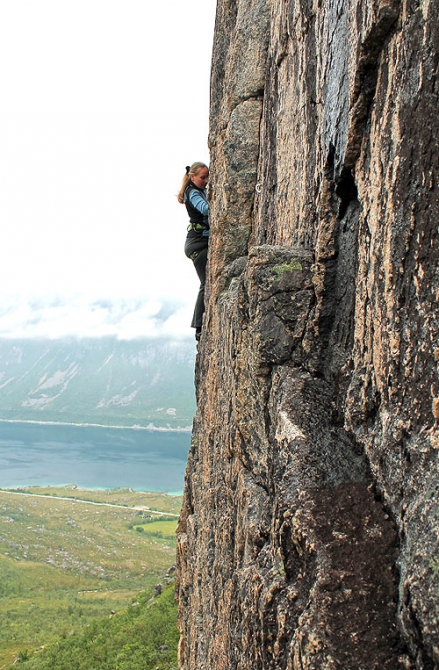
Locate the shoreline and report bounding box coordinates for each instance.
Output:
[0,418,192,433]
[0,485,184,497]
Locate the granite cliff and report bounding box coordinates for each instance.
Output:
[177,0,439,667]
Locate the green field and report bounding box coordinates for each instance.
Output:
[0,487,182,668]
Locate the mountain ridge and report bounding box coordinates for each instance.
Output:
[0,337,196,429]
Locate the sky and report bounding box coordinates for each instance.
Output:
[0,1,216,339]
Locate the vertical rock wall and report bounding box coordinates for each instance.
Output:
[177,0,439,667]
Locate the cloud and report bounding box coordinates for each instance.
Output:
[0,295,195,340]
[0,1,214,312]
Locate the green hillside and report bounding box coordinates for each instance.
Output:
[0,487,181,668]
[10,583,179,670]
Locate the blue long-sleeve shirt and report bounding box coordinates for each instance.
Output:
[185,187,209,217]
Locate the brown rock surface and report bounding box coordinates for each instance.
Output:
[177,0,439,668]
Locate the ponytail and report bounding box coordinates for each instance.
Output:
[177,162,208,204]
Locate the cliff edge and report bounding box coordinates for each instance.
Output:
[177,0,439,667]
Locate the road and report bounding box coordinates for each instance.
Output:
[0,489,180,517]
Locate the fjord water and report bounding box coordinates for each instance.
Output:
[0,422,190,492]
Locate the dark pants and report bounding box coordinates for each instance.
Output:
[184,236,209,329]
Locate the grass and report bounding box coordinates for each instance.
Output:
[0,487,181,668]
[133,520,178,538]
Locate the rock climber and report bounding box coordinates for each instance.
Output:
[178,162,210,341]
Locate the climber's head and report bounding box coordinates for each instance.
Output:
[178,162,209,203]
[190,163,209,189]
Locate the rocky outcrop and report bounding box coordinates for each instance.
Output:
[177,0,439,668]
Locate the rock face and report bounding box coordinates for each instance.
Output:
[176,0,439,668]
